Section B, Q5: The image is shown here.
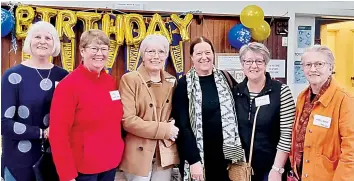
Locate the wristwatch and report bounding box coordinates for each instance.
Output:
[272,165,285,174]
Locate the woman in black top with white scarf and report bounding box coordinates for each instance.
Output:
[172,36,244,181]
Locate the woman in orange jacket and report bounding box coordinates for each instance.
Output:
[289,45,354,181]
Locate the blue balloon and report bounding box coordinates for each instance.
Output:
[228,24,251,49]
[1,8,15,38]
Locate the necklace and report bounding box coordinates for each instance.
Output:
[36,68,53,91]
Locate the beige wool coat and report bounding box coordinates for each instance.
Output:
[118,65,180,176]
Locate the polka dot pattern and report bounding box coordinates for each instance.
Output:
[8,73,22,84]
[43,114,49,126]
[18,140,32,153]
[4,106,16,118]
[13,122,26,134]
[18,105,30,119]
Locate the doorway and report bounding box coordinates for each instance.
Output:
[317,18,354,93]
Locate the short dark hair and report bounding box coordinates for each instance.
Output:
[189,36,215,55]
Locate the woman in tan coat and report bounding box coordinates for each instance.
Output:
[119,34,179,181]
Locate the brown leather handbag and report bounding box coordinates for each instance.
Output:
[228,107,260,181]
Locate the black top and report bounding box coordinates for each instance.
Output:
[172,71,235,181]
[232,73,295,181]
[199,75,226,173]
[172,76,201,167]
[310,92,316,102]
[233,73,282,173]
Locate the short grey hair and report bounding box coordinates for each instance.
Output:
[139,34,170,57]
[302,45,335,67]
[239,42,271,64]
[23,21,61,57]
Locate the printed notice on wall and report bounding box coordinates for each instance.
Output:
[215,53,244,82]
[297,26,312,48]
[266,59,286,78]
[215,54,242,70]
[215,54,287,82]
[294,61,307,84]
[234,70,245,83]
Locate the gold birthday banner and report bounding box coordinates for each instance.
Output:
[15,5,193,74]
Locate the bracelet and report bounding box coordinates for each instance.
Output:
[272,165,285,174]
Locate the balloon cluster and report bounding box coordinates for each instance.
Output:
[228,5,271,49]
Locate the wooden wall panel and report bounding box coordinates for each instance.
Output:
[1,37,10,74]
[1,11,288,83]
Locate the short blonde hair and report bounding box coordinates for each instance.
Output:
[239,42,271,64]
[139,34,170,57]
[302,45,335,68]
[79,29,109,49]
[23,21,61,57]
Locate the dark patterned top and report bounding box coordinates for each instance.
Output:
[1,64,68,181]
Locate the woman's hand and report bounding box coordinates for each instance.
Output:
[268,169,282,181]
[191,161,204,181]
[44,127,50,139]
[168,119,179,141]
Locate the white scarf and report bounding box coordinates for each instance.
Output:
[183,67,244,180]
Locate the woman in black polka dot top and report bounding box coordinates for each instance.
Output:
[1,21,68,181]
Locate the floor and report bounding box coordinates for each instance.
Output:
[115,168,181,181]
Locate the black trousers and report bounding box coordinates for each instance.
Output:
[204,158,231,181]
[76,168,117,181]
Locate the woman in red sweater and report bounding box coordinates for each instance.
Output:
[49,29,124,181]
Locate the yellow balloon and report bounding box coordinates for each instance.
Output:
[36,7,57,22]
[251,20,271,41]
[146,13,172,44]
[124,14,146,47]
[15,5,35,39]
[240,5,264,28]
[56,10,77,40]
[102,14,113,35]
[170,13,193,41]
[115,15,125,46]
[102,13,125,46]
[93,23,99,30]
[76,12,102,32]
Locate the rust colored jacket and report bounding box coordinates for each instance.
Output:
[118,65,179,176]
[290,79,354,181]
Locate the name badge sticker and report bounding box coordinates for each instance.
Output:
[255,95,270,107]
[110,90,121,101]
[313,115,332,128]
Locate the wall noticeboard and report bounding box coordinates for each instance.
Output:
[215,53,287,84]
[215,53,244,83]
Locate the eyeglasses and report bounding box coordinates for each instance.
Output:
[145,50,166,57]
[243,59,265,65]
[302,62,328,69]
[85,46,109,54]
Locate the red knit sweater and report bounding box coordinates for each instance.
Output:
[49,64,124,181]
